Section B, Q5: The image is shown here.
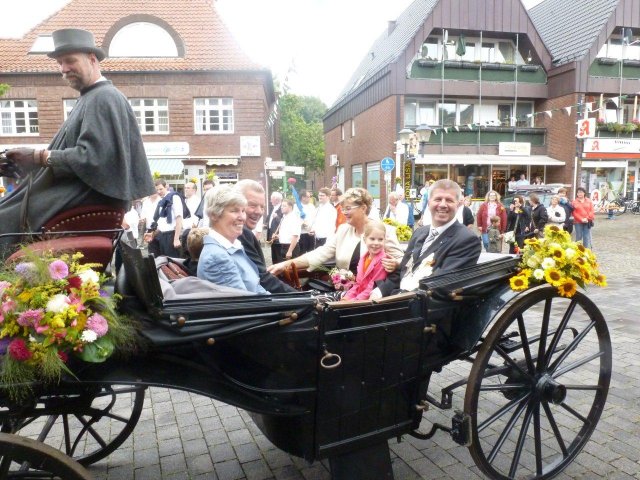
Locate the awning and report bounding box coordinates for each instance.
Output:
[206,157,238,166]
[414,154,565,166]
[147,158,184,175]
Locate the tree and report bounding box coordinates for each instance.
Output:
[279,94,326,175]
[0,84,9,97]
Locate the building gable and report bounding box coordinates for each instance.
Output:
[0,0,263,74]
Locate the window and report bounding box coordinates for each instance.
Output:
[515,103,534,127]
[404,100,436,127]
[459,103,474,125]
[0,100,39,135]
[439,102,457,126]
[63,99,77,121]
[109,22,179,57]
[351,119,355,137]
[341,124,345,141]
[130,98,169,134]
[194,98,233,134]
[498,104,512,126]
[421,37,439,60]
[352,165,363,188]
[482,42,496,62]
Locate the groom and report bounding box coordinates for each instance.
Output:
[373,179,481,297]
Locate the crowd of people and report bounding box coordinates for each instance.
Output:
[0,28,597,304]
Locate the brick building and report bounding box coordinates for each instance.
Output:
[323,0,640,207]
[0,0,278,193]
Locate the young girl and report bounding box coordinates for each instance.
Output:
[342,220,389,301]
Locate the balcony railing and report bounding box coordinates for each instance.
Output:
[411,60,546,83]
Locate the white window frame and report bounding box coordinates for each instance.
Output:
[63,99,77,121]
[194,98,234,134]
[351,119,355,137]
[0,100,39,136]
[130,98,169,134]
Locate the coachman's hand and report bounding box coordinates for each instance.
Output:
[5,148,42,177]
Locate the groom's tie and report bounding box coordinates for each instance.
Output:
[419,228,439,257]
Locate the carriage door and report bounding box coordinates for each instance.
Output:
[314,295,427,458]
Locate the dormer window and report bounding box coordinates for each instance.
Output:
[109,22,179,57]
[29,35,53,54]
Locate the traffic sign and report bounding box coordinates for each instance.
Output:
[380,157,395,172]
[265,160,285,169]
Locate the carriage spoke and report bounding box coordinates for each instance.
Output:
[542,401,568,456]
[542,298,576,370]
[36,415,57,443]
[548,320,596,374]
[536,298,552,374]
[517,315,536,374]
[73,414,108,450]
[533,403,543,475]
[486,397,530,464]
[493,345,531,380]
[63,414,72,456]
[560,401,590,425]
[563,384,603,391]
[508,402,535,479]
[478,390,530,434]
[478,383,528,392]
[553,351,604,378]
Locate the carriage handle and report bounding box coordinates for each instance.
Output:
[320,347,342,369]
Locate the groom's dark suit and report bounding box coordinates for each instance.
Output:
[376,221,481,297]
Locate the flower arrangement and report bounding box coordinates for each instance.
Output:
[0,250,137,399]
[509,225,606,298]
[382,217,413,242]
[329,268,355,291]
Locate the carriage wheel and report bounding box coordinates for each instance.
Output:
[0,432,92,479]
[464,286,611,480]
[3,384,146,466]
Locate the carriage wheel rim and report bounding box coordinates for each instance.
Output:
[463,286,611,480]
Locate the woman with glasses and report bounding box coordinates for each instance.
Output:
[476,190,507,252]
[268,187,404,278]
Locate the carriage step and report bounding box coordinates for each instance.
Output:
[451,410,472,447]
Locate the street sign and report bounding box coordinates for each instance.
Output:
[380,157,395,172]
[265,160,285,169]
[284,166,305,175]
[269,170,285,179]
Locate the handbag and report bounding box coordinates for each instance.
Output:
[503,215,519,244]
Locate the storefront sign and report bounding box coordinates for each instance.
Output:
[576,118,595,139]
[498,142,530,156]
[403,161,412,199]
[144,142,189,156]
[583,138,640,158]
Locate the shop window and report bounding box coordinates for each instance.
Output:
[352,165,363,188]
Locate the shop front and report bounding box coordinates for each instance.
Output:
[414,154,565,200]
[582,138,640,199]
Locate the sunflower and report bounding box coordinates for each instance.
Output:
[544,268,564,286]
[579,266,591,282]
[593,273,608,287]
[510,275,529,291]
[549,246,565,263]
[557,278,578,298]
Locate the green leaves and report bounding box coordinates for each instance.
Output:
[280,94,326,175]
[76,336,115,363]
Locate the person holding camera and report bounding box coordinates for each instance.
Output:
[546,195,566,226]
[572,187,595,249]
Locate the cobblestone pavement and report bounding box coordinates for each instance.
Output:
[84,214,638,480]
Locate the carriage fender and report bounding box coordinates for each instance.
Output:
[451,284,528,352]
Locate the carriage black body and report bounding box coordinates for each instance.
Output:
[0,234,612,480]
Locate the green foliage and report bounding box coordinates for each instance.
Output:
[279,94,327,174]
[0,84,9,97]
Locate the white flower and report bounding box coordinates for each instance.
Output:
[46,294,70,313]
[526,256,540,268]
[533,269,545,280]
[541,257,556,270]
[29,335,37,343]
[80,330,98,343]
[78,269,100,285]
[565,248,576,259]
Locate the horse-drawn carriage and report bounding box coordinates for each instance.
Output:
[0,203,611,480]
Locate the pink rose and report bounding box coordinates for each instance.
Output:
[86,313,109,337]
[17,309,44,327]
[48,260,69,280]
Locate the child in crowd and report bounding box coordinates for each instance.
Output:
[342,220,389,300]
[487,215,502,253]
[184,227,210,276]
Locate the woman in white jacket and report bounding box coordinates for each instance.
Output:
[546,195,566,225]
[268,188,404,276]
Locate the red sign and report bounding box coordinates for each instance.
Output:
[576,118,595,139]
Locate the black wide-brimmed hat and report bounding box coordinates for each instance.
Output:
[47,28,106,61]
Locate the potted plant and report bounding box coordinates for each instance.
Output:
[623,122,637,134]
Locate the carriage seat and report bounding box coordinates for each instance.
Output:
[6,205,125,271]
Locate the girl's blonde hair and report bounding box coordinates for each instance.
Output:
[364,219,387,238]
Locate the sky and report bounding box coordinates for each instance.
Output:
[2,0,544,107]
